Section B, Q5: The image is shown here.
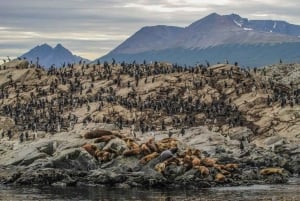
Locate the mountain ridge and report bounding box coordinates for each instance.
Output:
[98,13,300,66]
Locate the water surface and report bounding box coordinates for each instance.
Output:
[0,178,299,200]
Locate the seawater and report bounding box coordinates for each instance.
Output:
[0,178,299,201]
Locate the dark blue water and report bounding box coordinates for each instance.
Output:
[0,179,299,201]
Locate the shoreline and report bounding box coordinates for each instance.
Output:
[0,126,298,189]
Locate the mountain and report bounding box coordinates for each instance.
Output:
[21,43,89,68]
[99,13,300,66]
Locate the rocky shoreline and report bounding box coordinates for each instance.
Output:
[0,126,298,189]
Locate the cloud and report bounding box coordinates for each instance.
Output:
[0,0,300,62]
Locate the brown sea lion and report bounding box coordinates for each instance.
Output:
[94,135,115,143]
[146,137,158,152]
[192,149,202,158]
[154,162,166,173]
[259,168,283,175]
[139,152,159,164]
[198,165,209,177]
[123,148,140,156]
[213,164,225,171]
[95,150,111,162]
[202,157,217,167]
[82,143,98,158]
[157,138,178,152]
[224,163,239,171]
[140,143,152,155]
[84,129,113,139]
[191,156,201,168]
[221,169,231,176]
[215,173,226,182]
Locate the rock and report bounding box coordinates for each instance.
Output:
[35,141,58,155]
[264,136,284,146]
[55,140,85,152]
[19,152,48,166]
[163,164,185,179]
[0,142,52,166]
[50,148,98,170]
[86,169,127,185]
[284,155,300,174]
[14,168,69,185]
[125,168,167,188]
[228,127,253,141]
[101,155,140,172]
[0,166,22,184]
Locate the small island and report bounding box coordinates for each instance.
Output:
[0,60,299,188]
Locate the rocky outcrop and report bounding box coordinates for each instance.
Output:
[0,127,295,188]
[0,61,299,188]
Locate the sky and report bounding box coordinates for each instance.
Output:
[1,0,300,62]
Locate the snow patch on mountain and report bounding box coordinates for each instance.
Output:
[233,20,242,27]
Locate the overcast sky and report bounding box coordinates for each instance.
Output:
[1,0,300,62]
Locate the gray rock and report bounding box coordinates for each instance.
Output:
[19,152,48,166]
[14,168,69,185]
[228,127,253,141]
[50,148,98,170]
[264,136,283,146]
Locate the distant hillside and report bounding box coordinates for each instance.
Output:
[20,43,89,68]
[98,13,300,66]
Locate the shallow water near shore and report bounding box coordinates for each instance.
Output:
[0,178,299,201]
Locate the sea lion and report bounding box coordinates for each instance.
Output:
[123,148,140,156]
[154,162,166,173]
[192,149,202,158]
[82,143,98,158]
[224,163,239,171]
[158,147,178,162]
[84,129,113,139]
[197,166,209,177]
[146,137,158,152]
[202,157,217,167]
[213,164,225,171]
[220,169,231,176]
[120,137,141,156]
[215,173,226,183]
[139,152,159,164]
[259,168,283,175]
[157,138,178,152]
[140,143,152,155]
[94,135,116,143]
[191,156,201,168]
[95,150,111,162]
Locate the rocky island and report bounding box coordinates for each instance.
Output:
[0,59,299,189]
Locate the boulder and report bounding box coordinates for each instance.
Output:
[50,148,98,170]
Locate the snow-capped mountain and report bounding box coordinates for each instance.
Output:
[99,13,300,66]
[21,44,89,68]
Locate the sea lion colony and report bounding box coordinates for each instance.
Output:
[81,128,272,183]
[0,59,299,185]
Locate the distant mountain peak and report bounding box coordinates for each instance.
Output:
[20,43,89,68]
[54,43,64,48]
[39,43,52,48]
